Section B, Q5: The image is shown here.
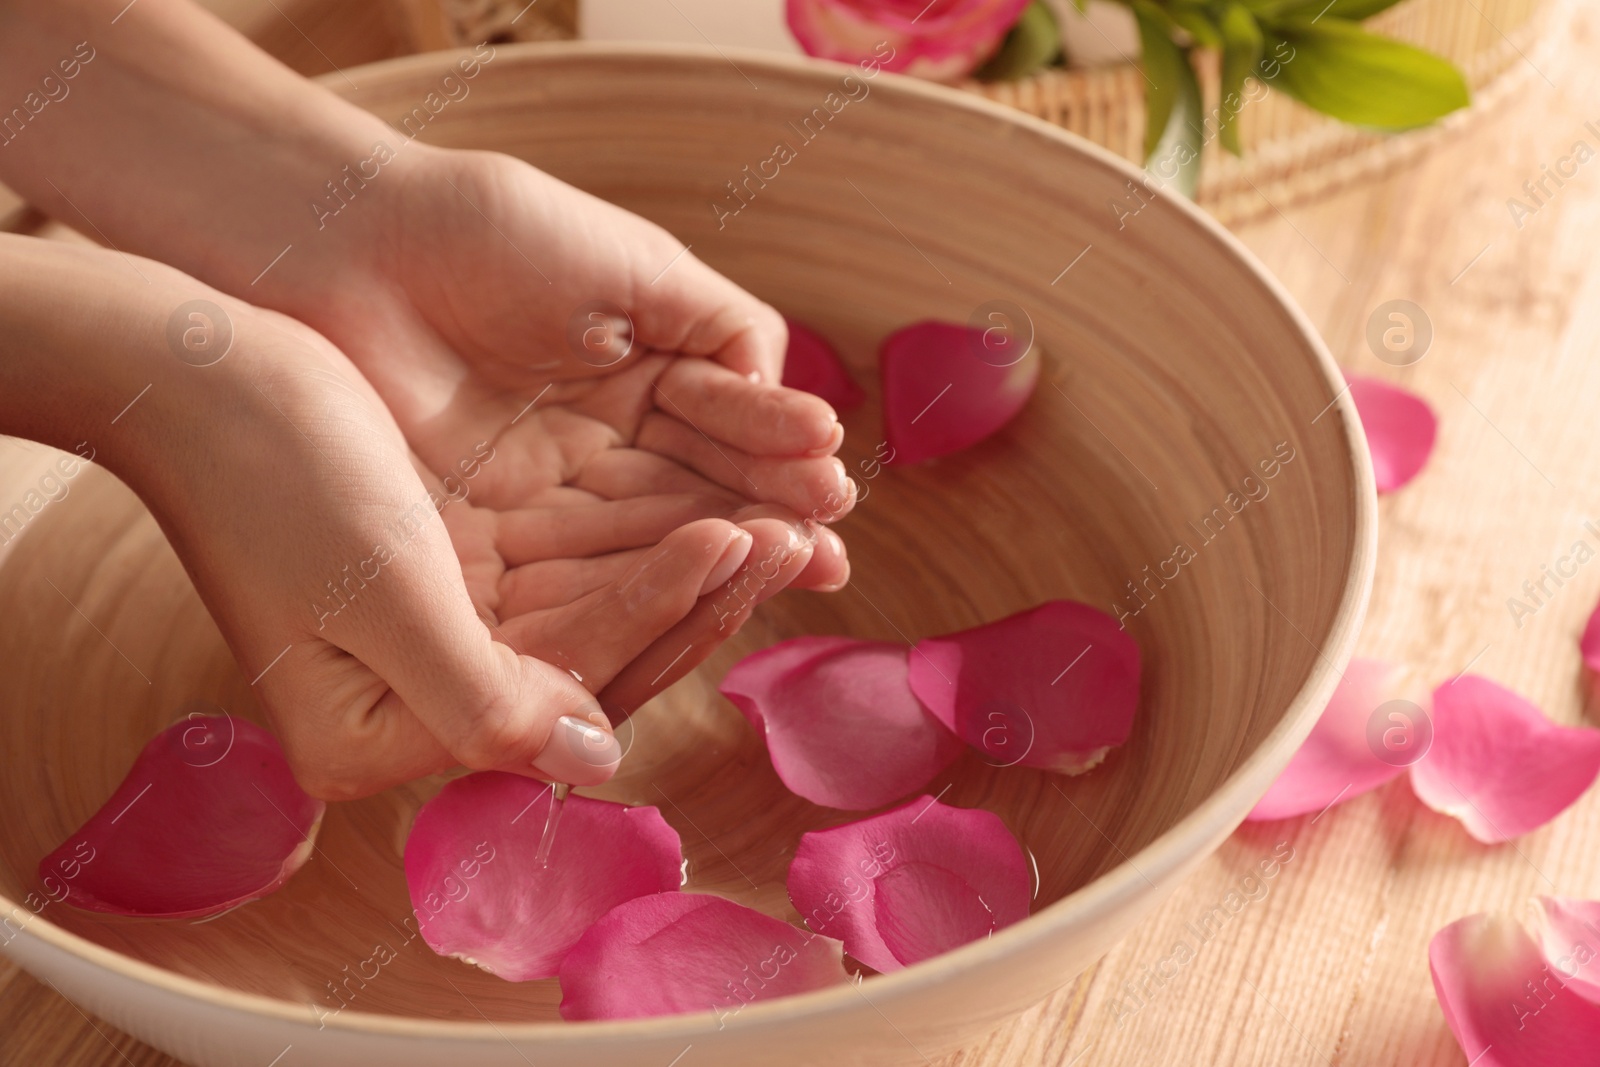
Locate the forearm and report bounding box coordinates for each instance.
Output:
[0,233,254,509]
[0,0,402,312]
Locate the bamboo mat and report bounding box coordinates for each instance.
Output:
[6,4,1600,1065]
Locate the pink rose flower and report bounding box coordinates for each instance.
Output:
[786,0,1032,82]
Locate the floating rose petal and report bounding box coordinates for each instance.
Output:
[1247,659,1414,821]
[1430,911,1600,1067]
[880,320,1040,465]
[787,796,1030,972]
[1581,600,1600,674]
[907,600,1140,774]
[786,0,1032,82]
[720,636,964,810]
[38,716,323,918]
[1345,374,1437,493]
[1531,897,1600,1002]
[559,892,847,1021]
[404,771,682,981]
[783,319,865,412]
[1409,675,1600,843]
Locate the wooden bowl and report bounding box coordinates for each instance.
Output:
[0,44,1375,1067]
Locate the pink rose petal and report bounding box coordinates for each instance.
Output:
[1581,600,1600,674]
[1345,374,1437,493]
[907,600,1140,774]
[720,636,964,810]
[1247,659,1412,821]
[404,772,682,981]
[1409,675,1600,843]
[783,319,865,412]
[38,716,323,918]
[786,0,1033,82]
[559,892,847,1020]
[1430,911,1600,1067]
[880,320,1040,466]
[787,796,1030,972]
[1531,897,1600,1002]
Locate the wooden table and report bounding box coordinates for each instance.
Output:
[7,7,1600,1064]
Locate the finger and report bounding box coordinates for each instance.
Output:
[497,549,647,615]
[636,248,789,384]
[572,446,745,503]
[598,516,817,717]
[655,358,840,457]
[494,493,735,565]
[497,519,753,692]
[635,412,856,520]
[790,523,850,591]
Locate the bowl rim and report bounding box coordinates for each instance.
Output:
[2,39,1377,1045]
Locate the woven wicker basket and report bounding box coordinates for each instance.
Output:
[437,0,1561,224]
[968,0,1560,221]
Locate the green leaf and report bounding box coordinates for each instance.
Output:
[1071,0,1090,12]
[976,0,1063,81]
[1262,17,1470,129]
[1135,18,1204,195]
[1134,1,1184,161]
[1263,0,1406,19]
[1167,6,1222,47]
[1216,2,1262,155]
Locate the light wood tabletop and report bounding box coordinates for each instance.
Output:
[6,6,1600,1065]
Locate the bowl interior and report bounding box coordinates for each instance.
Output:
[0,47,1362,1027]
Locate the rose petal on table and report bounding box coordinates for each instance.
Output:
[1247,658,1410,821]
[1580,600,1600,673]
[1409,675,1600,843]
[37,716,323,918]
[880,320,1040,466]
[907,600,1140,774]
[1430,911,1600,1067]
[1345,374,1437,493]
[558,892,847,1020]
[787,796,1030,972]
[720,636,964,810]
[782,319,865,412]
[1531,896,1600,1002]
[404,772,682,981]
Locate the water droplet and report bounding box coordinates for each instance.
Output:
[534,783,569,869]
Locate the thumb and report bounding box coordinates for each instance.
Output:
[263,498,622,799]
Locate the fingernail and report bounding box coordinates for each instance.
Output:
[533,714,622,781]
[699,529,753,596]
[804,421,845,458]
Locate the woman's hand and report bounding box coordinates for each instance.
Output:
[0,237,798,799]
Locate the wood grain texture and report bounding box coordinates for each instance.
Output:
[9,5,1600,1064]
